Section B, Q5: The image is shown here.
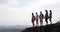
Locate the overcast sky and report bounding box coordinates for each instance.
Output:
[0,0,60,26]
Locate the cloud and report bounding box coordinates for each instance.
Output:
[0,0,60,25]
[0,0,8,4]
[10,0,37,6]
[0,0,38,7]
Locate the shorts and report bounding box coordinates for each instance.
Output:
[36,19,38,22]
[40,19,43,22]
[32,20,34,22]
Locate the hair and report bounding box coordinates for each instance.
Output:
[36,12,38,14]
[45,10,47,12]
[32,13,33,15]
[50,10,52,12]
[40,11,42,13]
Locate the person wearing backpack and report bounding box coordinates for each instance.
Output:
[39,11,44,26]
[31,13,35,26]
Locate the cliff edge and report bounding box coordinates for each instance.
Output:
[22,23,60,32]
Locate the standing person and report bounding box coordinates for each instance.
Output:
[49,10,52,24]
[45,10,49,25]
[39,11,44,26]
[35,12,39,26]
[31,13,35,26]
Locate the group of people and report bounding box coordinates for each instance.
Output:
[31,10,52,26]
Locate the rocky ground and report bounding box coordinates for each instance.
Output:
[22,22,60,32]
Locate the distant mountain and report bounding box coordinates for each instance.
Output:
[57,20,60,23]
[0,25,29,29]
[0,25,29,32]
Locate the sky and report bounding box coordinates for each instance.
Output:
[0,0,60,26]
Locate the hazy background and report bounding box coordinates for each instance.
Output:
[0,0,60,26]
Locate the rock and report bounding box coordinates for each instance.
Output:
[22,22,60,32]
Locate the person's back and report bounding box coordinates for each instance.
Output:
[39,12,44,26]
[32,15,35,21]
[39,14,44,19]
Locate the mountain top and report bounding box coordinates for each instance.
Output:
[22,22,60,32]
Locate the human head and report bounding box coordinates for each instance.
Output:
[45,10,48,12]
[32,13,34,15]
[50,10,52,12]
[36,12,38,15]
[40,11,42,14]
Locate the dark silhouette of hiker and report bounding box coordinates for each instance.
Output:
[49,10,52,24]
[39,11,44,26]
[45,10,49,25]
[35,12,39,26]
[31,13,35,26]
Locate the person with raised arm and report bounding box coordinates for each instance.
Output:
[39,11,44,26]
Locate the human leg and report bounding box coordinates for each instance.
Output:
[45,19,48,25]
[50,18,52,24]
[32,20,35,26]
[40,20,43,26]
[36,19,39,26]
[40,22,43,26]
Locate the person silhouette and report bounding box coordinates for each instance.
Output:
[45,10,49,25]
[39,11,44,26]
[31,13,35,26]
[49,10,52,24]
[35,12,39,26]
